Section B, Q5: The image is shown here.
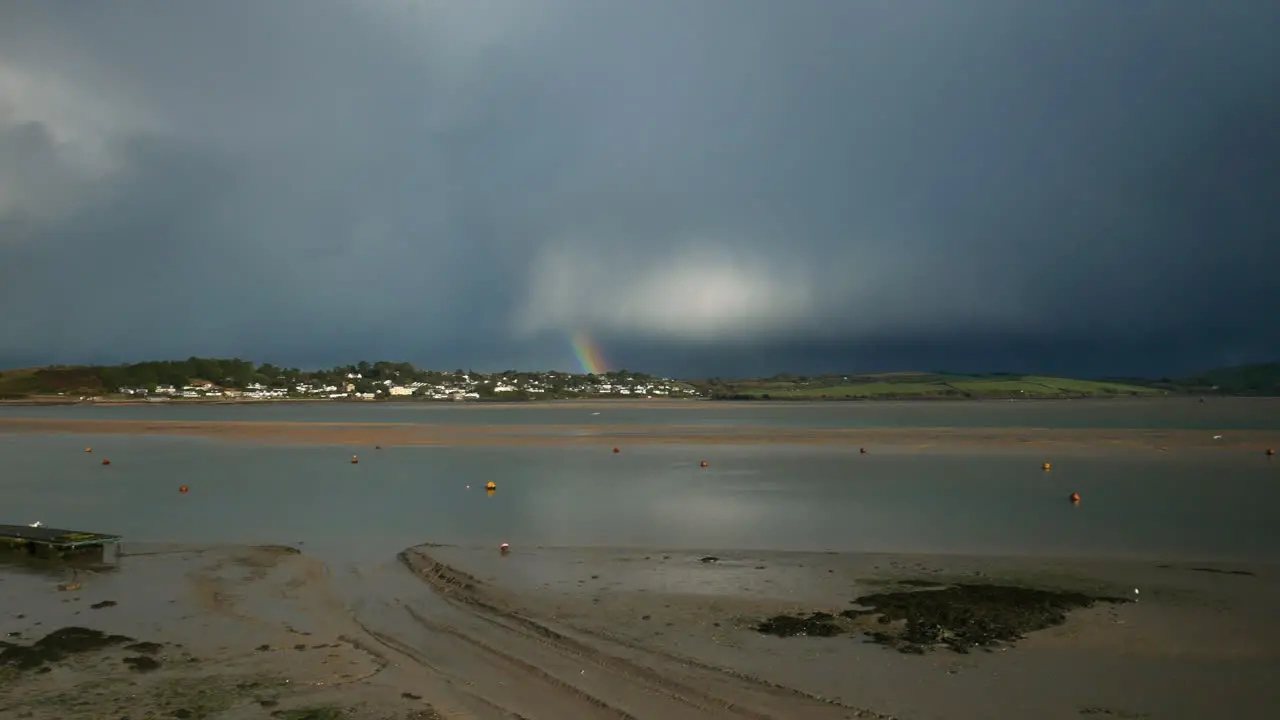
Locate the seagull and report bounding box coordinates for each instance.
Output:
[1213,435,1223,440]
[29,521,42,528]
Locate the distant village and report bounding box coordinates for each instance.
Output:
[114,371,701,402]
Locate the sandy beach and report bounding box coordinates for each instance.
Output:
[4,542,1278,719]
[0,417,1275,452]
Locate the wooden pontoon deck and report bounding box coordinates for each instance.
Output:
[0,524,122,549]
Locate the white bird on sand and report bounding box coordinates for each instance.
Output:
[1213,435,1223,440]
[29,521,42,528]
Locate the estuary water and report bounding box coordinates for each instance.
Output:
[2,400,1277,566]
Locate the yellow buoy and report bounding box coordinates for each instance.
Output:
[351,455,359,464]
[1042,462,1052,471]
[485,481,496,490]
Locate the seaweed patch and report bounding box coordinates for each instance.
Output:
[847,583,1127,654]
[0,626,133,670]
[755,611,844,637]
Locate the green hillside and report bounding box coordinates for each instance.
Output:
[690,372,1163,400]
[1168,362,1280,396]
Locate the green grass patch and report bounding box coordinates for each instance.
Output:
[709,373,1160,400]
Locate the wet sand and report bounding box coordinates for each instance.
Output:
[5,544,1277,719]
[1,417,1275,452]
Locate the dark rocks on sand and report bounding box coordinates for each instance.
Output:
[756,611,843,638]
[846,583,1127,654]
[753,582,1127,653]
[125,641,164,654]
[122,654,162,672]
[0,626,133,670]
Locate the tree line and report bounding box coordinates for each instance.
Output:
[0,357,659,395]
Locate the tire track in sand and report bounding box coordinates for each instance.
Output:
[397,548,895,720]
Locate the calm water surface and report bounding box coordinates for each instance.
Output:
[2,397,1279,430]
[2,431,1276,565]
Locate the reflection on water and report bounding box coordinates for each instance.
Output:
[2,433,1277,566]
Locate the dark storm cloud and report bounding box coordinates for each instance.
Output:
[1,1,1277,376]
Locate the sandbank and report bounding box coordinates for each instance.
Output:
[1,417,1276,453]
[6,542,1277,719]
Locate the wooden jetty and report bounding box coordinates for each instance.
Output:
[0,524,121,560]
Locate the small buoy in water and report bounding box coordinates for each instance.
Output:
[859,447,867,455]
[485,481,496,490]
[499,543,510,554]
[85,447,92,453]
[101,459,111,466]
[179,485,189,494]
[1042,462,1052,471]
[351,455,359,464]
[1267,448,1275,457]
[1133,588,1140,602]
[700,461,708,468]
[375,445,382,450]
[612,447,620,454]
[1069,492,1081,503]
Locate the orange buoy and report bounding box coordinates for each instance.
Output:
[101,459,111,466]
[499,543,510,554]
[700,461,708,468]
[351,455,359,464]
[179,485,189,494]
[612,447,620,454]
[84,447,92,453]
[485,481,496,490]
[859,447,867,455]
[1042,462,1052,471]
[1069,492,1081,503]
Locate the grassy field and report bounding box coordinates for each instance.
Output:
[696,373,1163,400]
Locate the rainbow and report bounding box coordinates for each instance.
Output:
[570,330,608,375]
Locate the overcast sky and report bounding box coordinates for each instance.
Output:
[1,1,1277,377]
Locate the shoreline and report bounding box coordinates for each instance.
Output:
[5,542,1276,719]
[6,395,1275,408]
[1,416,1276,451]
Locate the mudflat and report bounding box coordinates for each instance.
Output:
[401,545,1280,720]
[0,417,1274,451]
[4,543,1277,719]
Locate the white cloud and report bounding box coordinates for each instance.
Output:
[517,241,817,341]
